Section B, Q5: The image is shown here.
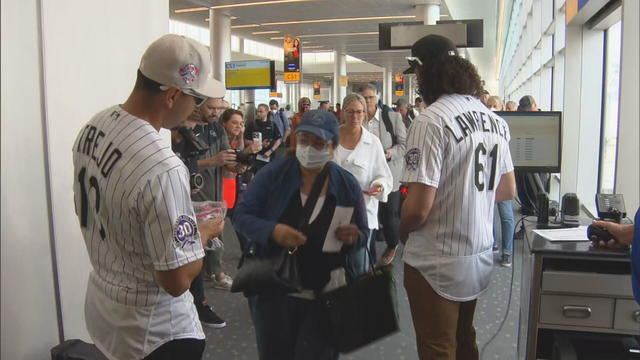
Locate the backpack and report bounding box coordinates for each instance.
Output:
[380,108,398,146]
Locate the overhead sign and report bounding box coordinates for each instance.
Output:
[284,35,301,83]
[313,81,321,99]
[378,20,483,50]
[339,75,349,87]
[284,72,300,82]
[394,74,404,96]
[225,60,275,90]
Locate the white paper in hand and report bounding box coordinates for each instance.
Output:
[322,206,355,253]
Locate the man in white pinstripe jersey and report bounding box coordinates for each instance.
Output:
[399,35,517,359]
[72,35,225,360]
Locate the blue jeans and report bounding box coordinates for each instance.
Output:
[248,295,338,360]
[351,229,376,273]
[493,200,514,255]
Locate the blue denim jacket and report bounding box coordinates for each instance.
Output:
[233,155,369,270]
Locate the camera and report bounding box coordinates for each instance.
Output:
[234,149,254,166]
[174,126,209,190]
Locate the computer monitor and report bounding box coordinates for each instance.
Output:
[494,111,562,173]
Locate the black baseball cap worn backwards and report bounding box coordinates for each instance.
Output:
[403,34,458,74]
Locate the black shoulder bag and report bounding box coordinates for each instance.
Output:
[318,247,399,353]
[381,108,398,147]
[230,165,330,296]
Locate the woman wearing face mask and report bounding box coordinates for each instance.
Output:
[335,93,393,270]
[233,110,369,360]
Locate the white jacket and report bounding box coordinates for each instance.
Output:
[335,127,393,229]
[364,108,407,191]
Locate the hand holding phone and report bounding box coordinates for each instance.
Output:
[364,183,383,196]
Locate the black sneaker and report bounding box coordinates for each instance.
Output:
[492,245,499,253]
[500,253,512,268]
[196,304,226,329]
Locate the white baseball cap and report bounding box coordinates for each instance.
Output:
[139,34,226,99]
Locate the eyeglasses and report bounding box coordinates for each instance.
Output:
[345,109,364,115]
[159,85,208,107]
[302,103,311,107]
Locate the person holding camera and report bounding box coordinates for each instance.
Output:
[219,109,260,253]
[73,34,226,359]
[245,103,282,174]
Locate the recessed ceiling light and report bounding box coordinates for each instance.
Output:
[205,16,239,21]
[303,45,325,49]
[260,15,415,26]
[175,0,316,12]
[175,7,207,13]
[252,30,281,35]
[212,0,315,9]
[270,31,378,40]
[231,24,261,29]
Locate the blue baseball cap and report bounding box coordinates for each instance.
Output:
[295,110,339,142]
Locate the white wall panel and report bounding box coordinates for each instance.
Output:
[40,0,169,340]
[1,1,61,358]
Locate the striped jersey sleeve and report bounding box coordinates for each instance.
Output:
[137,166,204,271]
[401,116,445,188]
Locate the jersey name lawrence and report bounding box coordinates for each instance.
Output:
[72,105,204,307]
[401,94,514,301]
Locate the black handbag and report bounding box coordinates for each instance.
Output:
[230,165,330,296]
[318,252,399,353]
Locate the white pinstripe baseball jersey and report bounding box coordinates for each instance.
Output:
[401,94,514,301]
[72,105,205,359]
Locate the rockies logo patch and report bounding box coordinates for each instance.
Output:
[173,215,198,248]
[405,148,421,171]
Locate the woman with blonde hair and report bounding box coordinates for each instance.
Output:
[335,93,393,270]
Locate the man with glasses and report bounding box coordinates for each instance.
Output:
[174,96,237,329]
[73,34,226,359]
[357,84,407,266]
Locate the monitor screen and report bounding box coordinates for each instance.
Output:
[494,111,562,173]
[225,60,275,90]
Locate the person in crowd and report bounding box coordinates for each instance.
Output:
[289,97,312,148]
[334,102,342,118]
[358,83,407,265]
[505,100,517,111]
[413,96,425,117]
[485,96,514,266]
[395,97,413,128]
[399,34,516,359]
[335,93,393,271]
[219,108,260,253]
[283,104,294,124]
[518,95,538,111]
[479,89,490,106]
[269,99,290,148]
[245,103,282,174]
[591,208,640,304]
[487,95,504,111]
[72,34,225,359]
[233,110,369,359]
[175,98,235,328]
[318,101,330,112]
[515,94,544,216]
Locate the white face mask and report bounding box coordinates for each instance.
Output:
[296,145,331,169]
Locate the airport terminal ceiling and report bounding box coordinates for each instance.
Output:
[169,0,504,79]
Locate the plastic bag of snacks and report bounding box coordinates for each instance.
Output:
[193,201,227,221]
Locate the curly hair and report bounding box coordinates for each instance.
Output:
[416,54,484,105]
